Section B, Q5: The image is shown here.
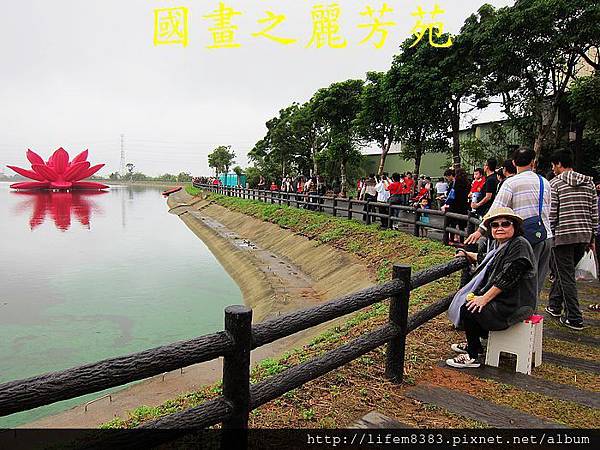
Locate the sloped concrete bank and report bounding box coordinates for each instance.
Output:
[167,190,373,322]
[25,190,373,428]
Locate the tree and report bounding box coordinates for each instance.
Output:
[353,71,399,175]
[208,145,236,176]
[158,173,177,182]
[387,36,450,175]
[177,172,192,182]
[108,172,120,180]
[568,71,600,172]
[125,163,134,181]
[474,0,600,159]
[131,172,148,181]
[311,79,364,196]
[232,166,244,186]
[244,166,261,187]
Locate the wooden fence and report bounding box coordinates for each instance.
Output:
[0,184,474,447]
[0,256,469,446]
[196,183,481,245]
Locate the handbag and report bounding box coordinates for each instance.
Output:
[575,250,598,281]
[523,175,547,245]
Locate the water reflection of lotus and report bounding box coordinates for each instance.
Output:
[12,191,106,231]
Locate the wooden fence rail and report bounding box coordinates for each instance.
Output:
[195,183,481,245]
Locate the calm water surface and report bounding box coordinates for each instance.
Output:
[0,183,242,426]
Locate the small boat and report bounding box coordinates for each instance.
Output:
[162,186,182,196]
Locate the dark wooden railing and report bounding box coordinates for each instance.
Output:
[195,183,481,245]
[0,254,469,445]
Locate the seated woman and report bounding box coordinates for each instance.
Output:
[446,207,537,368]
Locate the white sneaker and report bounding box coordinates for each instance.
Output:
[446,353,481,369]
[451,342,468,354]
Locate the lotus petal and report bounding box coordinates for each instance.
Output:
[7,165,46,181]
[32,164,58,181]
[80,163,105,179]
[50,181,73,189]
[70,149,89,165]
[52,148,69,174]
[10,181,51,189]
[71,181,109,190]
[63,161,90,181]
[26,149,45,166]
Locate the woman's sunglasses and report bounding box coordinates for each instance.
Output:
[490,220,513,229]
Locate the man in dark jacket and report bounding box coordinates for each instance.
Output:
[546,150,598,330]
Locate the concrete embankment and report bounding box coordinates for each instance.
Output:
[24,190,373,428]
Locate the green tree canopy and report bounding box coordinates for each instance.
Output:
[208,145,236,176]
[353,71,399,175]
[311,79,364,195]
[387,34,450,175]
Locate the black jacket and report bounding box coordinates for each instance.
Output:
[470,236,537,331]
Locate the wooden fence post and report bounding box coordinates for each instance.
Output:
[332,197,337,217]
[222,305,252,437]
[365,200,371,225]
[385,264,411,383]
[442,213,450,246]
[387,203,393,229]
[347,198,353,220]
[467,211,476,236]
[413,207,420,237]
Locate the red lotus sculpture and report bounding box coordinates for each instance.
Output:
[8,148,108,190]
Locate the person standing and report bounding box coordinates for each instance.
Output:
[465,147,553,300]
[442,168,470,243]
[546,150,598,330]
[435,176,449,209]
[469,168,486,209]
[405,172,415,201]
[375,173,390,228]
[472,158,498,218]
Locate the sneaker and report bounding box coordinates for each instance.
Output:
[559,317,584,331]
[545,306,561,318]
[446,353,480,369]
[451,342,468,354]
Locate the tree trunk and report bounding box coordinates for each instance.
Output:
[573,122,585,172]
[534,102,560,161]
[377,140,392,176]
[451,100,461,169]
[311,141,319,176]
[340,160,347,197]
[414,142,423,176]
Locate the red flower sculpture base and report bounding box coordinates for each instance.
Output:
[8,148,108,190]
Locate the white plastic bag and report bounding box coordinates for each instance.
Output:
[575,250,597,281]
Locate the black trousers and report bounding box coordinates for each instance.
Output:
[362,193,377,222]
[460,304,488,358]
[548,243,587,322]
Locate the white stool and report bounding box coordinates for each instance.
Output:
[485,315,543,375]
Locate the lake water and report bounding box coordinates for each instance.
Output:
[0,183,242,427]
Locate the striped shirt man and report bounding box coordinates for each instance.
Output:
[485,169,553,238]
[549,170,598,246]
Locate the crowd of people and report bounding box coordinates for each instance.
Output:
[196,148,598,356]
[445,147,598,369]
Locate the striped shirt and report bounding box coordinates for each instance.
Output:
[550,170,598,246]
[481,170,553,238]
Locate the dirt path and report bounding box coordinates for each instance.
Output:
[23,190,373,428]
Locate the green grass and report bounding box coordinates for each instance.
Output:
[101,190,460,429]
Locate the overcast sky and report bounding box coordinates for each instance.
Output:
[0,0,513,177]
